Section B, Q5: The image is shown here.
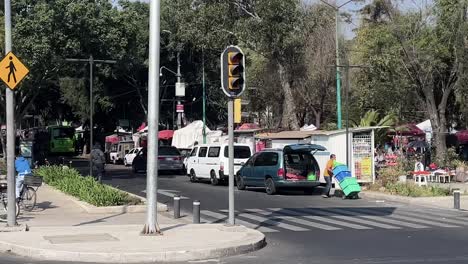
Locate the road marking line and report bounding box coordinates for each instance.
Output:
[260,209,341,230]
[141,189,189,199]
[322,208,429,229]
[236,211,309,231]
[268,208,372,230]
[389,214,459,228]
[391,210,468,226]
[201,210,278,233]
[312,209,401,229]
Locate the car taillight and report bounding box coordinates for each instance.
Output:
[220,162,224,172]
[158,157,165,160]
[277,168,284,178]
[173,156,182,161]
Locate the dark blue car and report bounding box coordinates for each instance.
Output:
[236,144,326,195]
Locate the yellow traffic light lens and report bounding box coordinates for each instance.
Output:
[228,65,243,77]
[228,52,243,64]
[228,77,244,90]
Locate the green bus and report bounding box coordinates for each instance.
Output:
[48,125,76,155]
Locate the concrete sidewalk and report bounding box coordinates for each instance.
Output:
[0,184,265,263]
[362,191,468,211]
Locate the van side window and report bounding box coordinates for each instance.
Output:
[254,152,277,166]
[198,147,208,157]
[208,147,221,157]
[190,147,198,157]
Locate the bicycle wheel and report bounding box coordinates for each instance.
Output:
[20,187,36,212]
[2,199,20,218]
[0,199,6,221]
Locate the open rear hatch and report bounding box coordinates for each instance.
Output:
[283,144,326,181]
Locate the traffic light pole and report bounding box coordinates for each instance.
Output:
[142,0,161,235]
[4,0,17,227]
[228,98,235,225]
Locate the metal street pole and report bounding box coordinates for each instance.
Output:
[202,48,207,144]
[228,98,235,225]
[4,0,16,227]
[319,0,355,129]
[89,55,93,178]
[65,57,116,180]
[142,0,161,235]
[176,51,182,129]
[335,9,342,129]
[345,62,350,167]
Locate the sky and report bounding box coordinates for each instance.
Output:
[131,0,435,39]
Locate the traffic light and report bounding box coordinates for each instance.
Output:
[221,46,245,98]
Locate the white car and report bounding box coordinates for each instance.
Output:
[185,143,252,185]
[124,147,142,166]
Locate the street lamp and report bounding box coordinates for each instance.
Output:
[160,30,185,129]
[319,0,355,129]
[66,56,116,181]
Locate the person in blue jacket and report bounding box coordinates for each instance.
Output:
[15,155,32,199]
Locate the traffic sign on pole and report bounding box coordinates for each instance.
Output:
[0,52,29,90]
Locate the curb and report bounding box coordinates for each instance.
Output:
[0,225,266,263]
[361,191,464,210]
[44,184,168,214]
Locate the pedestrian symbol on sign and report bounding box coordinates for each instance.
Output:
[0,52,29,90]
[6,56,17,83]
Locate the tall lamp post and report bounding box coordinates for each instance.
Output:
[66,56,116,180]
[319,0,355,129]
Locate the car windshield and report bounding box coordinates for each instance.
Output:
[224,146,251,159]
[159,147,181,156]
[52,127,75,139]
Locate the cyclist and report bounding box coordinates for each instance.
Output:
[15,154,32,199]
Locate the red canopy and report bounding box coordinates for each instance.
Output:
[238,123,259,130]
[158,130,174,140]
[456,130,468,144]
[389,123,425,137]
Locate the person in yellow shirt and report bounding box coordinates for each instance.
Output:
[322,154,336,198]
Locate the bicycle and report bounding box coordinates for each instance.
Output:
[0,174,41,221]
[0,182,20,220]
[18,174,42,212]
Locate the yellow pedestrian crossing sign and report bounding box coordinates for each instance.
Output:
[0,52,29,90]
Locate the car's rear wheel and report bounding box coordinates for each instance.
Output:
[304,188,315,195]
[210,170,219,186]
[265,178,276,195]
[236,173,246,190]
[189,169,197,183]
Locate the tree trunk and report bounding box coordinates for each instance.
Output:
[314,110,321,129]
[277,62,299,130]
[424,89,447,163]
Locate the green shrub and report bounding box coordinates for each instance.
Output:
[35,166,139,206]
[384,182,450,197]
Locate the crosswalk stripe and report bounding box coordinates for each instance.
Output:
[262,208,372,230]
[273,216,342,231]
[329,208,429,229]
[355,207,459,228]
[201,210,278,233]
[371,206,464,219]
[314,208,401,229]
[392,210,468,226]
[236,211,309,231]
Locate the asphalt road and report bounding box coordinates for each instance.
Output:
[3,163,468,264]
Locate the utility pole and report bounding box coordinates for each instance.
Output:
[66,56,116,180]
[319,0,355,129]
[4,0,16,227]
[142,0,161,235]
[336,63,369,167]
[202,48,207,144]
[176,51,182,129]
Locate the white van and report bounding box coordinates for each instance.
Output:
[186,143,252,185]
